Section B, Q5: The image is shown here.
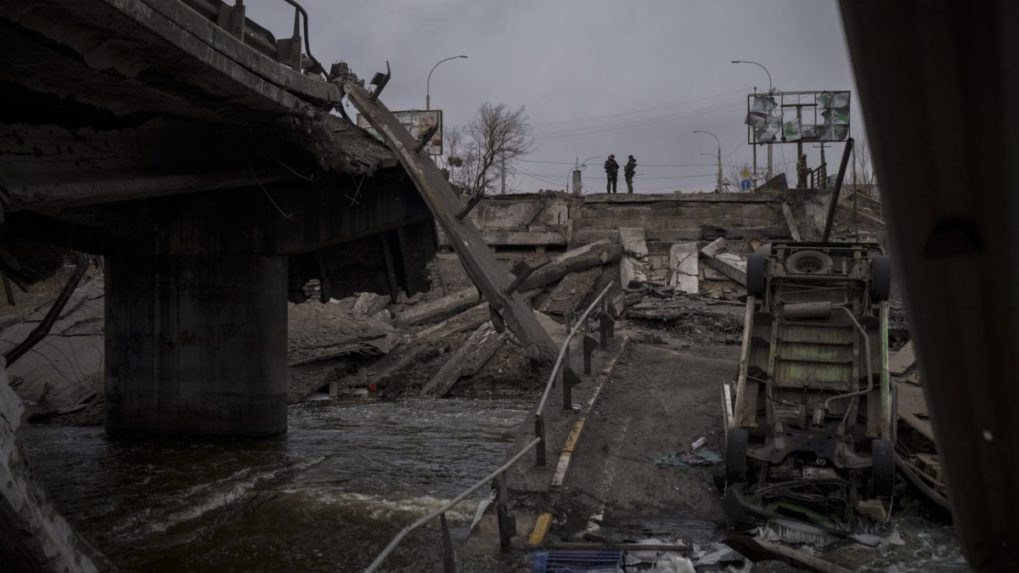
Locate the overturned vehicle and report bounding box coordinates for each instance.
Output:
[721,242,895,529]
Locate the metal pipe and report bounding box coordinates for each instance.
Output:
[364,437,541,573]
[822,137,855,241]
[278,0,323,76]
[823,305,875,412]
[534,282,614,416]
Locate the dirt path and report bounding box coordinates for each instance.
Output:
[556,338,739,536]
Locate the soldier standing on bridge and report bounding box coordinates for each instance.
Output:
[604,154,619,194]
[624,155,637,193]
[796,153,809,189]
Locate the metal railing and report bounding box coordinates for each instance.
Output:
[363,282,616,572]
[533,282,615,467]
[364,437,541,573]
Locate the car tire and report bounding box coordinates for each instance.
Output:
[870,256,892,302]
[725,428,749,483]
[871,438,895,497]
[746,254,766,298]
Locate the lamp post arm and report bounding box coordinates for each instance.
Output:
[426,55,467,110]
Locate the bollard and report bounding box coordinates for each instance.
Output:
[583,334,597,375]
[562,367,580,411]
[440,513,457,573]
[563,311,573,370]
[599,314,611,349]
[535,416,546,467]
[495,476,516,551]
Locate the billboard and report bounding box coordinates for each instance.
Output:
[357,109,443,155]
[746,90,850,144]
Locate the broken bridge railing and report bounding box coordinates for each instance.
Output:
[362,283,616,573]
[533,282,615,467]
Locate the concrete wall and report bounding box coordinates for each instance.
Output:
[432,190,816,294]
[439,191,806,250]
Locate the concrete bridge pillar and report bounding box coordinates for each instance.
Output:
[104,254,288,437]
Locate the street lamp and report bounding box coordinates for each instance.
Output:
[732,59,774,180]
[426,55,467,110]
[568,155,601,193]
[693,130,723,193]
[730,59,772,93]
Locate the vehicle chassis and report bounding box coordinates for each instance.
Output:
[721,242,895,528]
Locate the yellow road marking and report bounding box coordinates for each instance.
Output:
[529,512,553,545]
[561,420,585,454]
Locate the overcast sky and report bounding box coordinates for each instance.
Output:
[246,0,862,193]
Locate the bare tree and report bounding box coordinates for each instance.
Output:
[851,139,879,198]
[450,103,532,195]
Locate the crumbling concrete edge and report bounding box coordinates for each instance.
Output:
[0,358,105,572]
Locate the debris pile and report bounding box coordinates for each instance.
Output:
[309,238,624,400]
[615,231,756,345]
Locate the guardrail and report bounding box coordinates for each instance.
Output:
[363,282,616,572]
[364,437,541,573]
[533,282,615,467]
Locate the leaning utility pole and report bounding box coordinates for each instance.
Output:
[716,144,723,194]
[500,152,506,194]
[338,68,557,362]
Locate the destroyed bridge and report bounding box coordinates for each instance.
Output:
[1,0,452,436]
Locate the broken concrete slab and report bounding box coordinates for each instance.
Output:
[699,238,747,286]
[352,291,389,316]
[0,360,104,572]
[518,240,622,291]
[782,202,802,241]
[540,267,601,317]
[668,242,699,294]
[619,227,650,288]
[700,237,728,258]
[394,287,481,326]
[702,255,747,286]
[420,322,503,397]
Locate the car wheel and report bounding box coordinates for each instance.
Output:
[871,438,895,497]
[746,254,766,298]
[870,255,892,302]
[725,428,749,483]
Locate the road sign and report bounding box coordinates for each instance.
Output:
[740,179,752,191]
[740,167,751,179]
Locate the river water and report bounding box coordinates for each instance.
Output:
[21,398,530,573]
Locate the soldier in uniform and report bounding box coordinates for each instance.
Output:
[604,154,619,194]
[796,154,809,189]
[624,155,637,193]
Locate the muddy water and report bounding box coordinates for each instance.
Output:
[21,398,530,573]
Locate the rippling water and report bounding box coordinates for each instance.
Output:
[21,398,530,573]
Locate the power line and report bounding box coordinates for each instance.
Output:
[530,87,752,128]
[532,101,743,140]
[519,159,575,165]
